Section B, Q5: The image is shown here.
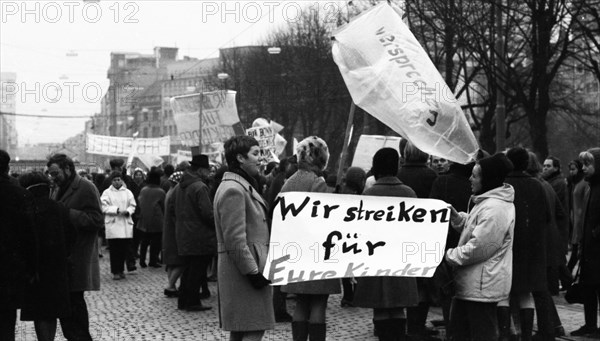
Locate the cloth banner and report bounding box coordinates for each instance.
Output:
[170,90,244,147]
[246,126,278,163]
[137,154,164,169]
[86,134,170,157]
[352,135,403,171]
[332,2,479,164]
[264,192,449,285]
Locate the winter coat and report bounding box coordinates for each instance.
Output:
[0,176,36,310]
[581,148,600,285]
[214,172,275,331]
[539,179,567,266]
[174,171,216,256]
[504,171,548,293]
[51,174,103,292]
[21,187,75,321]
[353,177,419,308]
[571,180,589,244]
[281,169,341,295]
[397,162,438,199]
[446,184,515,303]
[101,185,136,239]
[546,171,568,214]
[137,184,165,233]
[162,188,184,266]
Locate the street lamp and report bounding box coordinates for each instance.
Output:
[267,47,281,55]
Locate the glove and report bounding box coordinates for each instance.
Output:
[246,273,271,289]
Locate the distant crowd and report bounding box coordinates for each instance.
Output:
[1,136,599,341]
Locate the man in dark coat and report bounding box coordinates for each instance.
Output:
[174,154,215,311]
[0,150,36,341]
[48,153,103,341]
[571,148,600,337]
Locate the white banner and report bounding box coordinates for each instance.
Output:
[170,90,244,147]
[246,126,278,163]
[332,2,479,164]
[86,134,170,157]
[264,192,449,285]
[352,135,403,172]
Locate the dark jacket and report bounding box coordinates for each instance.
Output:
[505,171,548,293]
[138,184,165,233]
[546,171,568,213]
[353,177,419,308]
[174,171,216,256]
[0,176,36,310]
[162,188,184,266]
[21,186,75,320]
[51,174,103,292]
[539,179,567,267]
[397,162,437,199]
[581,148,600,285]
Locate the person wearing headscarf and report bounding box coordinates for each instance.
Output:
[213,135,274,340]
[446,153,515,341]
[566,159,588,273]
[162,171,185,298]
[280,136,340,341]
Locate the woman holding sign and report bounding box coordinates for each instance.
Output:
[353,147,419,341]
[280,136,340,341]
[445,153,515,341]
[213,135,274,341]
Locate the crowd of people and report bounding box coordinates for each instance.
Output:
[1,136,599,341]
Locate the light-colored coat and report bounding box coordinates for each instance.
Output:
[446,184,515,303]
[101,185,136,239]
[213,172,274,331]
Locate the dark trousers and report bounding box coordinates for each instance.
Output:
[108,239,130,274]
[583,284,600,328]
[449,298,498,341]
[0,309,16,341]
[273,285,288,315]
[178,255,211,309]
[567,244,579,272]
[59,291,92,341]
[140,232,162,265]
[532,290,562,337]
[342,278,355,303]
[126,226,142,267]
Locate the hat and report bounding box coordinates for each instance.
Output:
[190,154,209,168]
[168,171,184,184]
[296,136,329,171]
[344,167,367,193]
[506,147,529,172]
[372,147,399,177]
[478,153,514,192]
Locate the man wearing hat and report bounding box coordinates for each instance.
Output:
[173,154,216,311]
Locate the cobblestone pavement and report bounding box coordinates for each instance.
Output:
[13,249,600,340]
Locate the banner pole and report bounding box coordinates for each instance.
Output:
[336,102,356,189]
[198,91,203,153]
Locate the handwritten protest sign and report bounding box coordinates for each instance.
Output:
[170,90,244,147]
[246,126,277,162]
[332,2,479,164]
[263,192,449,285]
[86,134,170,157]
[352,135,403,172]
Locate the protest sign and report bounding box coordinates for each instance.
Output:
[86,134,170,157]
[170,90,244,147]
[332,2,479,164]
[352,135,403,171]
[263,192,449,285]
[246,126,278,163]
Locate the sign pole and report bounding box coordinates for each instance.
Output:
[336,102,356,189]
[198,91,203,153]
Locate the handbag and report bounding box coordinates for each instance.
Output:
[565,262,585,304]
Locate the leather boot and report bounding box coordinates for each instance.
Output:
[497,306,511,341]
[390,318,408,341]
[520,309,534,341]
[308,323,326,341]
[292,321,309,341]
[374,320,391,341]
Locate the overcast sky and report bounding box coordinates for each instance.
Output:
[1,1,348,145]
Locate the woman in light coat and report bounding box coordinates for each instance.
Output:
[213,135,274,341]
[101,171,136,280]
[446,153,515,341]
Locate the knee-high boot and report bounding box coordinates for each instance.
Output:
[308,323,326,341]
[520,309,534,341]
[292,321,309,341]
[498,306,512,341]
